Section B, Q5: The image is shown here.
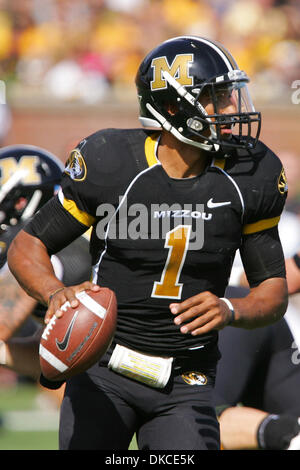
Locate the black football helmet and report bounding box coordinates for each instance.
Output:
[0,144,64,230]
[136,36,261,152]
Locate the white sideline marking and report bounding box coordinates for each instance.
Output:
[2,410,59,431]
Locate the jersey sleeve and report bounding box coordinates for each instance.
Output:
[58,129,136,229]
[55,235,92,285]
[24,133,107,253]
[24,129,143,255]
[242,146,288,236]
[57,137,100,229]
[240,226,286,287]
[230,144,288,286]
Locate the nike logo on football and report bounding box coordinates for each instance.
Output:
[207,198,231,208]
[55,310,79,351]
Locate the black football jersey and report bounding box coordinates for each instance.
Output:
[29,129,287,358]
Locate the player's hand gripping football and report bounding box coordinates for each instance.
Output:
[45,281,101,324]
[170,291,232,336]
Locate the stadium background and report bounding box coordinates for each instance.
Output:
[0,0,300,450]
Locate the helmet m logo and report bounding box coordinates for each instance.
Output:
[0,156,41,185]
[151,54,194,91]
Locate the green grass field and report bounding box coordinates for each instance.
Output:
[0,382,59,450]
[0,379,138,450]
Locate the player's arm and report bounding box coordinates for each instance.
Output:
[171,153,288,333]
[229,226,287,328]
[0,268,38,341]
[0,328,42,380]
[219,406,268,450]
[7,229,64,307]
[170,278,287,334]
[8,140,104,321]
[7,198,100,323]
[219,406,300,450]
[170,226,287,334]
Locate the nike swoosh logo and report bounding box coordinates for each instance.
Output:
[55,310,79,351]
[207,198,231,208]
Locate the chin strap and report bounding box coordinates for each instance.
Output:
[162,71,217,140]
[142,70,218,151]
[145,102,214,152]
[21,189,43,221]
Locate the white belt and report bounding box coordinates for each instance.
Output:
[108,344,173,388]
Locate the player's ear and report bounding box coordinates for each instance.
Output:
[165,102,178,116]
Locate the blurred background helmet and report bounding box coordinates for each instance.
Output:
[0,144,63,230]
[0,105,12,145]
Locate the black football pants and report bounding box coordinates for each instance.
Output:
[59,353,220,450]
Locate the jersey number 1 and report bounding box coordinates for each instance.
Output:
[151,225,191,299]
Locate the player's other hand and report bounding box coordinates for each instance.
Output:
[170,291,232,336]
[45,282,101,324]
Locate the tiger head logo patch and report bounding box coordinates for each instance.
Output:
[181,372,208,386]
[278,167,288,195]
[64,149,87,182]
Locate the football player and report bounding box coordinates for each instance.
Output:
[7,37,288,450]
[213,211,300,451]
[0,145,92,382]
[215,286,300,450]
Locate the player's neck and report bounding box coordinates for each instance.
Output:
[157,131,210,179]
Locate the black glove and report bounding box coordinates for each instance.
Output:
[39,373,65,390]
[257,414,300,450]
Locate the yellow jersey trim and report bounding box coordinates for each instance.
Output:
[145,133,160,168]
[213,158,226,170]
[62,198,95,227]
[243,216,280,235]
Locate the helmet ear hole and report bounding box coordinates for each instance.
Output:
[165,102,179,116]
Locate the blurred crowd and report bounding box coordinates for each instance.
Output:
[0,0,299,104]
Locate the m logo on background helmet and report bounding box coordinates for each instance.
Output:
[0,156,41,185]
[151,54,194,90]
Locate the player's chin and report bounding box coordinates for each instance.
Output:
[189,128,233,147]
[220,128,233,139]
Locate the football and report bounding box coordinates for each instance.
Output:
[39,287,117,381]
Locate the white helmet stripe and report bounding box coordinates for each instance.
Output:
[163,36,235,72]
[0,170,28,204]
